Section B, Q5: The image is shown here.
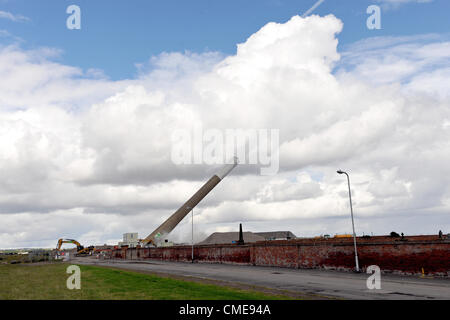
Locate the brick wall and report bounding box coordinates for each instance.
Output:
[107,236,450,276]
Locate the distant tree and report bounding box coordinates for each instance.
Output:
[390,231,400,238]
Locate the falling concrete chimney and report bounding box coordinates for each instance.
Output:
[142,157,239,246]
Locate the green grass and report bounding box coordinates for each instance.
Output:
[0,254,51,264]
[0,263,293,300]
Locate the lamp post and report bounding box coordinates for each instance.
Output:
[337,170,360,272]
[187,207,194,263]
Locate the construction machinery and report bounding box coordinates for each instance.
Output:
[56,239,94,256]
[334,234,353,239]
[142,158,239,247]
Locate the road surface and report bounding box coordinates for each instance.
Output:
[74,258,450,300]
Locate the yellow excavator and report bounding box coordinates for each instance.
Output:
[56,239,94,256]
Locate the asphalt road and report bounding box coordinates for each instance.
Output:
[74,258,450,300]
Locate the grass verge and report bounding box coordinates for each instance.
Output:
[0,263,294,300]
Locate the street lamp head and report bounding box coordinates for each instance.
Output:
[337,170,345,175]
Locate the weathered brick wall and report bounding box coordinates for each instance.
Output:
[253,244,298,268]
[320,242,450,274]
[108,236,450,275]
[126,245,252,264]
[219,246,251,264]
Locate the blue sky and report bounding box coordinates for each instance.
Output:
[1,0,449,79]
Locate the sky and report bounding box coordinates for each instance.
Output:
[1,0,450,79]
[0,0,450,249]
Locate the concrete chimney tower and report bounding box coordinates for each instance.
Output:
[143,157,239,246]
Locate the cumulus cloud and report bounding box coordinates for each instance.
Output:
[0,14,449,248]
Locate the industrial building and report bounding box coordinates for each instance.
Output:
[197,231,296,245]
[255,231,297,241]
[118,233,139,248]
[198,232,264,245]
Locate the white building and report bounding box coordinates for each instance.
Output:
[118,233,139,248]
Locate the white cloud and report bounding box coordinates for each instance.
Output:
[377,0,432,3]
[0,10,29,22]
[0,14,449,248]
[338,34,450,92]
[376,0,433,10]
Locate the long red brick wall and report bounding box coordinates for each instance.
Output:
[107,235,450,276]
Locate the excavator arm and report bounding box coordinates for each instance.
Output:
[56,239,86,254]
